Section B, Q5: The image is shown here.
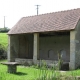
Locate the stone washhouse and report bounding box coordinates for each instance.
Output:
[8,8,80,70]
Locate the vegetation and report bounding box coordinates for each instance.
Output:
[0,33,8,58]
[0,60,80,80]
[0,33,8,49]
[0,62,58,80]
[0,64,80,80]
[0,27,10,33]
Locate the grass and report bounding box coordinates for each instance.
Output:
[0,33,8,49]
[0,60,80,80]
[0,65,35,80]
[0,60,60,80]
[0,60,59,80]
[0,64,59,80]
[66,69,80,76]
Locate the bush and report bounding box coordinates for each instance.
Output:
[0,44,7,59]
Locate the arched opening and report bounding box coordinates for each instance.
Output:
[48,50,54,60]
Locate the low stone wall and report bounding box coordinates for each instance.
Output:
[15,58,58,66]
[15,58,69,70]
[15,58,33,66]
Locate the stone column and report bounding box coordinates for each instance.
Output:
[7,35,11,62]
[8,35,15,62]
[33,33,39,64]
[69,30,76,70]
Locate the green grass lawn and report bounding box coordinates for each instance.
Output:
[0,60,55,80]
[0,63,56,80]
[0,60,59,80]
[0,60,80,80]
[0,33,8,49]
[0,61,80,80]
[66,69,80,76]
[0,64,36,80]
[0,59,36,80]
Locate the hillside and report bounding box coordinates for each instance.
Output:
[0,33,8,50]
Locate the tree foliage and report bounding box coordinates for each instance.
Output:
[0,27,10,33]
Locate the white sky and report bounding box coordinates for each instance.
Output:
[0,0,80,28]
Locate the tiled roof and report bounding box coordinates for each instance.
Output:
[8,8,80,34]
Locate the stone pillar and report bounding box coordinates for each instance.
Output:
[69,30,76,70]
[8,35,12,62]
[8,65,17,73]
[33,33,39,64]
[8,35,15,62]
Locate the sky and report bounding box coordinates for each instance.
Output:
[0,0,80,28]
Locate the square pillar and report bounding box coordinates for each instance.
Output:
[33,33,39,64]
[8,35,15,62]
[8,35,12,62]
[69,30,76,70]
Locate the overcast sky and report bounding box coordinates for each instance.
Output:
[0,0,80,28]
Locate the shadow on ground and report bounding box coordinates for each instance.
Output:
[12,72,27,76]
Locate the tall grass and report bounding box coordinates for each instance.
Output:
[34,60,80,80]
[34,60,60,80]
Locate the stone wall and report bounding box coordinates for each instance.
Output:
[18,34,33,59]
[15,58,33,66]
[39,35,70,62]
[15,58,58,66]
